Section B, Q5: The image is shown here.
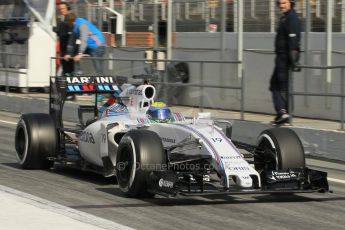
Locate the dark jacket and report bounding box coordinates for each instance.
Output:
[56,21,73,56]
[275,9,301,66]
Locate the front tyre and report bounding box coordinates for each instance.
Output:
[116,130,166,197]
[255,128,305,171]
[15,113,57,169]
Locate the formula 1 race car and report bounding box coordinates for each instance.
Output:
[14,76,329,198]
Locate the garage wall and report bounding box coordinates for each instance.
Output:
[106,32,345,121]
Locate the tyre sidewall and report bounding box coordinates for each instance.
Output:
[116,135,137,193]
[257,128,305,170]
[15,114,56,169]
[116,130,165,197]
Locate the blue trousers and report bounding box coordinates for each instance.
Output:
[87,46,105,75]
[74,46,105,75]
[270,54,289,113]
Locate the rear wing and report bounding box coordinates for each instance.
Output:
[49,75,127,132]
[65,76,119,93]
[53,76,127,94]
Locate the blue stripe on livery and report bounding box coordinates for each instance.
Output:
[67,85,82,91]
[171,123,224,170]
[107,112,128,116]
[214,128,243,158]
[66,84,119,92]
[108,104,129,113]
[97,85,118,91]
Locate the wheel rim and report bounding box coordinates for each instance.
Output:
[15,122,28,163]
[256,137,278,171]
[117,146,133,185]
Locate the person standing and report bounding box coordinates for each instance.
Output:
[270,0,301,125]
[64,12,105,75]
[56,1,74,75]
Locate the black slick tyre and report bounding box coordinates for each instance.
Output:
[15,113,57,169]
[255,128,305,171]
[116,129,166,197]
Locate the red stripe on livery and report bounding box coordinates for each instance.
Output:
[82,84,95,91]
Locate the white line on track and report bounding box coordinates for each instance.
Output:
[0,120,17,125]
[328,178,345,184]
[0,185,135,230]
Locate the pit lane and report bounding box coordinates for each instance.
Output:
[0,111,344,230]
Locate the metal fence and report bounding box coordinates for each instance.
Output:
[290,65,345,130]
[52,55,244,119]
[1,0,345,124]
[57,55,345,128]
[82,0,345,33]
[81,1,343,90]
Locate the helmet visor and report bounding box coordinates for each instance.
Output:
[147,107,172,120]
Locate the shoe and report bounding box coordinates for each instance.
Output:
[274,113,290,125]
[273,114,280,122]
[270,114,281,124]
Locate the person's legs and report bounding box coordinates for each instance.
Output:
[89,46,105,75]
[270,54,290,124]
[272,90,287,113]
[73,61,82,75]
[270,66,279,113]
[61,58,74,75]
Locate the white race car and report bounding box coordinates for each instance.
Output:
[14,76,329,197]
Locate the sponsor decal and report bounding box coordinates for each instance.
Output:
[228,166,250,171]
[66,76,114,84]
[161,137,176,144]
[186,175,211,182]
[221,155,242,159]
[128,89,143,96]
[211,137,222,143]
[269,171,297,181]
[159,178,174,188]
[79,131,95,144]
[203,175,210,182]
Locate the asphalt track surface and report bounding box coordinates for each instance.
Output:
[0,111,345,230]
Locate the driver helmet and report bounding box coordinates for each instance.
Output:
[147,102,172,123]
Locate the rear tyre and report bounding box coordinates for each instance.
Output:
[116,129,166,197]
[15,113,57,169]
[255,128,305,171]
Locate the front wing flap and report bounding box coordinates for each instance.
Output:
[146,167,329,197]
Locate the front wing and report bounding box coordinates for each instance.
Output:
[146,167,329,197]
